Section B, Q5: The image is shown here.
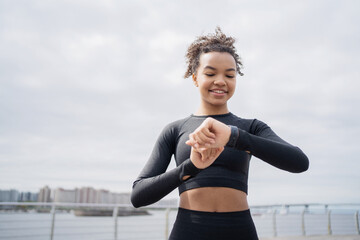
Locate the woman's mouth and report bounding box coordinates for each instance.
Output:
[209,89,228,96]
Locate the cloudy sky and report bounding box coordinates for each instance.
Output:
[1,0,359,206]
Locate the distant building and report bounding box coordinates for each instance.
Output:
[0,189,19,202]
[54,188,77,203]
[73,188,130,204]
[19,192,38,202]
[77,187,97,203]
[96,189,111,204]
[38,186,51,202]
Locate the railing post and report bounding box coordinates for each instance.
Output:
[113,206,119,240]
[165,208,171,240]
[272,209,277,237]
[327,210,332,235]
[355,210,359,235]
[50,204,56,240]
[301,209,306,236]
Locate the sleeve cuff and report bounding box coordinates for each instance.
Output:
[179,159,201,181]
[235,129,251,151]
[226,125,239,148]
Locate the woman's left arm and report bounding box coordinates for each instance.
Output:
[233,119,309,173]
[186,118,309,173]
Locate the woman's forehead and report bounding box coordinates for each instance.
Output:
[199,52,236,69]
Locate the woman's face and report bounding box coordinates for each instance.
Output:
[193,51,237,111]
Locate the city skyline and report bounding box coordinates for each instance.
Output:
[0,185,131,204]
[0,186,181,207]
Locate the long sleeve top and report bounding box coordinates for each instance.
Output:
[131,113,309,208]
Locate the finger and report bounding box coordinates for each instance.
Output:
[185,139,196,146]
[199,147,223,163]
[210,148,220,158]
[198,147,210,162]
[207,147,224,161]
[197,121,216,139]
[197,126,216,139]
[192,149,202,164]
[200,129,216,146]
[192,131,215,146]
[187,134,200,148]
[186,140,199,149]
[203,127,216,139]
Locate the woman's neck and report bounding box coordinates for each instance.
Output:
[195,104,229,116]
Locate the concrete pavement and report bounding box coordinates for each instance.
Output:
[260,235,360,240]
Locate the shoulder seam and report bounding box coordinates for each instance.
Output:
[172,116,192,145]
[178,115,192,130]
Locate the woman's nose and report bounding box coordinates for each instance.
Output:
[213,78,226,86]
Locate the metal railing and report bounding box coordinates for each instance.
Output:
[0,202,359,240]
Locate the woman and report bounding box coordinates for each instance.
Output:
[131,27,309,240]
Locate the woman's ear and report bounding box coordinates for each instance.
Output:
[192,74,198,87]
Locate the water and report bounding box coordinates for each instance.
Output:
[0,210,173,240]
[0,209,359,240]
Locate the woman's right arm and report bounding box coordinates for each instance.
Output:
[131,125,201,208]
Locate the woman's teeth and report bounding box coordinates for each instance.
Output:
[212,90,225,93]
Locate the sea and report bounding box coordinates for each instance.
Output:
[0,205,359,240]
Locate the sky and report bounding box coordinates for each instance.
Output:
[0,0,359,206]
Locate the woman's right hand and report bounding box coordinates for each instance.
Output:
[190,146,224,169]
[186,117,231,149]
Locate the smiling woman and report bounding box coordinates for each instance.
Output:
[131,27,309,240]
[192,52,237,115]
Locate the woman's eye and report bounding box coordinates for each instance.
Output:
[226,75,235,78]
[205,73,215,77]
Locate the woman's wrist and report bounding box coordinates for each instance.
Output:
[225,125,239,148]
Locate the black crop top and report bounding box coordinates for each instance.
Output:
[131,113,309,208]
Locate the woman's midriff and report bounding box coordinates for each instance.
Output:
[179,187,249,212]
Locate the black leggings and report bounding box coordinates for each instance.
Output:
[169,208,259,240]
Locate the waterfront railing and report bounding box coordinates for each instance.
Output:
[0,202,359,240]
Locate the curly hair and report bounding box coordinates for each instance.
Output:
[184,27,243,79]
